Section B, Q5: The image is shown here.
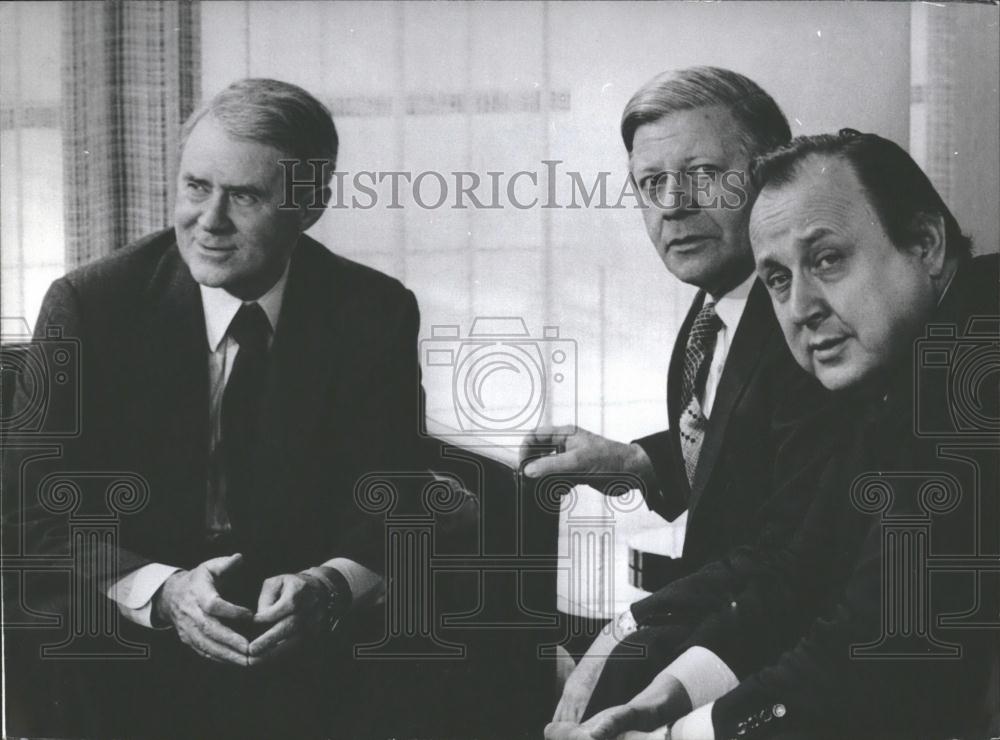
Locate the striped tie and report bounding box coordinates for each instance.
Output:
[678,301,722,487]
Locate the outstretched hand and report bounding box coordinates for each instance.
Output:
[520,425,656,493]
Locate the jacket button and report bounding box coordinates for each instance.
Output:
[772,703,786,718]
[730,600,738,609]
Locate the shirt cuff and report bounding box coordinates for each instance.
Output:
[106,563,180,629]
[321,557,384,608]
[671,701,716,740]
[664,646,738,708]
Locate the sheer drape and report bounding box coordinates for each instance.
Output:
[62,0,200,268]
[0,2,63,332]
[910,3,999,254]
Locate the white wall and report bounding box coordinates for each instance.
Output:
[945,5,998,254]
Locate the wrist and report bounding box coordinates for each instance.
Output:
[614,607,638,640]
[626,443,657,491]
[584,627,618,661]
[152,571,183,627]
[634,674,691,727]
[301,566,352,630]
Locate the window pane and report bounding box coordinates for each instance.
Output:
[23,265,63,334]
[1,2,63,335]
[20,128,64,267]
[1,267,22,323]
[0,4,19,101]
[17,2,61,103]
[1,130,22,272]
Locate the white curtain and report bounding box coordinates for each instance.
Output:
[1,2,64,335]
[910,3,1000,254]
[62,0,201,268]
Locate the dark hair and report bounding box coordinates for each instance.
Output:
[751,129,972,259]
[181,78,338,190]
[621,66,791,158]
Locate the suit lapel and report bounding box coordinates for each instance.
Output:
[141,240,209,528]
[687,280,776,516]
[253,238,350,512]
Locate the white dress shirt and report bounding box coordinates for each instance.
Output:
[659,276,779,739]
[108,263,382,626]
[701,271,756,418]
[671,700,717,739]
[612,273,757,738]
[633,274,754,732]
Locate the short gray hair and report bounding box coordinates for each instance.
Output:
[621,66,790,158]
[181,78,338,187]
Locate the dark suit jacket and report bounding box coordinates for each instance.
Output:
[12,228,423,584]
[2,229,427,737]
[634,280,831,579]
[642,255,999,739]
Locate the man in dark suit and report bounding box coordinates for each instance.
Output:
[549,131,998,739]
[4,78,425,737]
[521,67,831,721]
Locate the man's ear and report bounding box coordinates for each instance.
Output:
[908,211,947,277]
[298,186,331,232]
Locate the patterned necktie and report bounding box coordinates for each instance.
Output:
[222,303,271,519]
[678,301,723,487]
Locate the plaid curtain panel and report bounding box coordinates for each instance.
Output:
[61,0,200,268]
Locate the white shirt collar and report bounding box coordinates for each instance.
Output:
[936,264,958,306]
[709,271,756,332]
[200,261,291,352]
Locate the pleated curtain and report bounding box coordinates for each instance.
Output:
[61,0,200,268]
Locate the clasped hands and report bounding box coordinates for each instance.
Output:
[546,671,692,740]
[153,553,341,666]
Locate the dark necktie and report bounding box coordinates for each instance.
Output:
[678,301,723,487]
[222,302,271,519]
